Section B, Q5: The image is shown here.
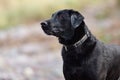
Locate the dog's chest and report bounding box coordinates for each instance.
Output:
[63,58,97,80]
[62,50,97,80]
[62,49,90,66]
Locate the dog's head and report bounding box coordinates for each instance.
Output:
[41,9,84,40]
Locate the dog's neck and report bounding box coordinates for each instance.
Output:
[59,21,88,45]
[59,22,96,52]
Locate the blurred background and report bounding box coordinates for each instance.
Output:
[0,0,120,80]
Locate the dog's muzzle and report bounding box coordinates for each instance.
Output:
[41,22,49,30]
[41,21,53,35]
[41,21,62,37]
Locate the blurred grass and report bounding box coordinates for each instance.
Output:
[117,0,120,7]
[0,0,105,29]
[95,8,111,20]
[98,29,112,43]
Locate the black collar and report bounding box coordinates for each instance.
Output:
[64,31,90,51]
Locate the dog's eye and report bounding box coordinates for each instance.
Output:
[58,14,64,20]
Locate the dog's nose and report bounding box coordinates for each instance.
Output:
[41,21,48,27]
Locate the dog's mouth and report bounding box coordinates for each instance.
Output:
[41,22,61,37]
[41,26,52,35]
[41,21,65,37]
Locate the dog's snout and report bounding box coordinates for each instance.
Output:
[41,21,48,26]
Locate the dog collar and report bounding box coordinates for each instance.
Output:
[64,31,90,51]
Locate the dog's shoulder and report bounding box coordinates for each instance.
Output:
[104,43,120,55]
[96,41,120,66]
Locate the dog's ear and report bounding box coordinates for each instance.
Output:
[71,11,84,29]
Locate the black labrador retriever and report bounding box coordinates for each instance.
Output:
[41,9,120,80]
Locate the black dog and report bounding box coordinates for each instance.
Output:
[41,9,120,80]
